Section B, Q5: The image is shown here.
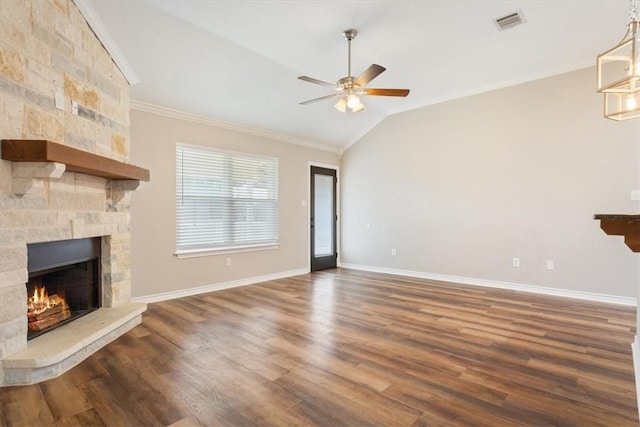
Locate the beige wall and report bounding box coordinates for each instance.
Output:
[341,66,640,299]
[129,109,339,298]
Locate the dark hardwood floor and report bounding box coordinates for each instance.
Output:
[1,268,637,426]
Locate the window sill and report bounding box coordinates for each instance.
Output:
[174,243,280,259]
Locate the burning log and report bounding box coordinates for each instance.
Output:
[28,308,71,332]
[27,297,69,321]
[27,287,71,332]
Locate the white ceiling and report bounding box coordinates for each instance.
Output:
[87,0,629,153]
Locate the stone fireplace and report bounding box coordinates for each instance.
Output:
[0,0,148,385]
[0,153,148,385]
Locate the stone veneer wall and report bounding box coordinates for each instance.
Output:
[0,0,133,358]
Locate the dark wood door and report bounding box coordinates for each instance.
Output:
[310,166,337,271]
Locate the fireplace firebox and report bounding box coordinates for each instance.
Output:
[26,238,101,340]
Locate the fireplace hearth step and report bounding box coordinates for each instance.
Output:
[0,302,146,386]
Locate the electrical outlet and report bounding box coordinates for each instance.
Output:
[226,257,231,266]
[391,248,397,256]
[71,100,78,115]
[512,257,520,268]
[546,260,555,270]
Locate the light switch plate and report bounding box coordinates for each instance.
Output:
[631,190,640,201]
[54,88,64,110]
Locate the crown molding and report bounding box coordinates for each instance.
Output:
[73,0,140,85]
[130,100,340,154]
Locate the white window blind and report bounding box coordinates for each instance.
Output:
[176,144,279,254]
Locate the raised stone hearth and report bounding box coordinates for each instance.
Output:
[2,303,145,386]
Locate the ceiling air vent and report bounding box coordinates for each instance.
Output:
[494,11,526,31]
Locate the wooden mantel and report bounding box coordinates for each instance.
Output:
[594,213,640,253]
[1,139,150,181]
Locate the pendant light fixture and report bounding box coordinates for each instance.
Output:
[597,0,640,120]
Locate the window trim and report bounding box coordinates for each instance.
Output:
[174,242,280,259]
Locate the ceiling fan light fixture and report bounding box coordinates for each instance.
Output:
[351,102,364,113]
[347,94,361,109]
[335,96,364,113]
[334,98,347,112]
[298,28,410,111]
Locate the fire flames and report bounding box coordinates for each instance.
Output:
[27,285,70,332]
[28,286,63,314]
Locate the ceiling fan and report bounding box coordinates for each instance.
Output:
[298,29,410,113]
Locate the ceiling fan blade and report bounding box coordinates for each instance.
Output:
[300,92,343,105]
[298,76,339,89]
[363,88,410,97]
[355,64,386,87]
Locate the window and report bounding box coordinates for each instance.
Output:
[176,144,278,256]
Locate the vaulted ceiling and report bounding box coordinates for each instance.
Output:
[87,1,629,152]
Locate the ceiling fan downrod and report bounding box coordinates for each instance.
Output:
[343,29,357,78]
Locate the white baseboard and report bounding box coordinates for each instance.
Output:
[131,268,309,303]
[632,336,640,420]
[339,263,637,306]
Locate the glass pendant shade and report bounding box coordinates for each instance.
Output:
[603,90,640,120]
[334,96,364,113]
[347,94,361,108]
[597,21,640,94]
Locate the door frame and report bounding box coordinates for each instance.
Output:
[308,162,340,272]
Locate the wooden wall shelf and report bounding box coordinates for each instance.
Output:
[594,213,640,253]
[1,140,150,181]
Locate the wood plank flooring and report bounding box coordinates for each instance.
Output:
[1,268,637,426]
